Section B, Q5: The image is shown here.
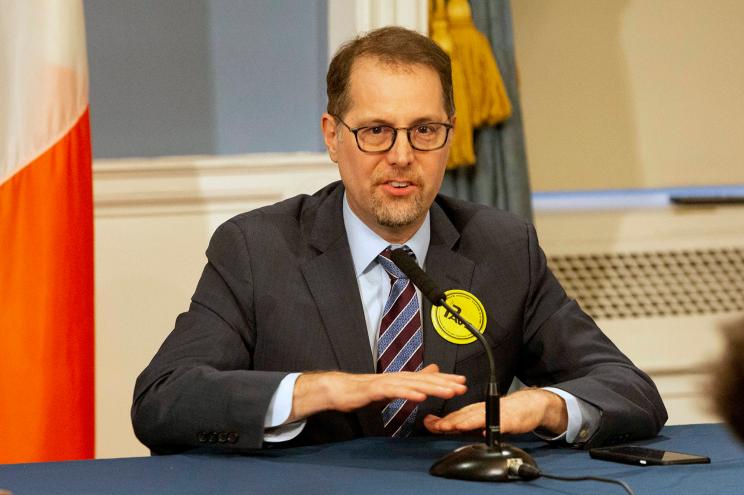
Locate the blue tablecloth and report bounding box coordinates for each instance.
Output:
[2,424,743,494]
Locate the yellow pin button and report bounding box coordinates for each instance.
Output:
[431,289,487,344]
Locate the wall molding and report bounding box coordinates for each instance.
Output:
[93,152,340,217]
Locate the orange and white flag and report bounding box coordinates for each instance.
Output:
[0,0,94,463]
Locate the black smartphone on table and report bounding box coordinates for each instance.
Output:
[589,445,711,466]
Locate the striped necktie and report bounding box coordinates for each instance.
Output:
[376,246,424,437]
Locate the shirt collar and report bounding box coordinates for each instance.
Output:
[343,193,430,277]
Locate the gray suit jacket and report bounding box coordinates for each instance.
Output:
[132,182,666,453]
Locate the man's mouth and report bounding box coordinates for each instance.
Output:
[377,179,420,197]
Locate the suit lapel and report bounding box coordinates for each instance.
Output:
[301,186,374,375]
[300,185,382,435]
[302,243,374,374]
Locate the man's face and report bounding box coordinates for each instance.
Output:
[322,57,452,242]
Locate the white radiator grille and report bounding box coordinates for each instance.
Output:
[548,247,744,320]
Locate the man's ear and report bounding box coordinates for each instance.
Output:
[321,113,339,163]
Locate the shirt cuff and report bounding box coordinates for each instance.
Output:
[263,373,306,443]
[536,387,600,445]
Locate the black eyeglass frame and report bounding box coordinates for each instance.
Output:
[332,115,453,153]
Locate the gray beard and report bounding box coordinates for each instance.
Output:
[370,193,427,228]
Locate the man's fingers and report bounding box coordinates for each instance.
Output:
[424,390,570,437]
[423,414,442,432]
[368,372,467,402]
[420,363,440,374]
[313,368,469,415]
[425,403,486,433]
[384,369,466,394]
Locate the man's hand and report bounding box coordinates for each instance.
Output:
[423,388,568,436]
[289,364,467,422]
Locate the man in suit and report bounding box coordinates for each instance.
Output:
[132,27,666,453]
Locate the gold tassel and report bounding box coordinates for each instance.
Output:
[447,0,512,128]
[429,0,475,169]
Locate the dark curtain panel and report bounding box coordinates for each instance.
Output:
[440,0,533,222]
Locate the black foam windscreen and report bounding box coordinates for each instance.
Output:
[390,248,446,305]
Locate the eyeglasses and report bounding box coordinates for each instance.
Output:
[333,115,453,153]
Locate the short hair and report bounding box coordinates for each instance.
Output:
[713,318,744,442]
[326,26,454,120]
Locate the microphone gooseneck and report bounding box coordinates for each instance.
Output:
[390,248,500,400]
[389,248,538,482]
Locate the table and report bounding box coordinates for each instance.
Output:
[2,424,742,494]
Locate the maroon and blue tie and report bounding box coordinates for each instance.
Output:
[376,247,423,437]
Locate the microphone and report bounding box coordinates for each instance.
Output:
[390,249,445,305]
[390,248,538,482]
[390,249,496,385]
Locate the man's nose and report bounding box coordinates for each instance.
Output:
[386,130,414,166]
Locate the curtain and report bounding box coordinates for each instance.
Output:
[440,0,533,222]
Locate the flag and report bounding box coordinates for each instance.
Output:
[0,0,94,463]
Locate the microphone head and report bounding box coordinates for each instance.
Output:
[390,248,446,305]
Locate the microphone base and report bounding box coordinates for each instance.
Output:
[429,442,537,482]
